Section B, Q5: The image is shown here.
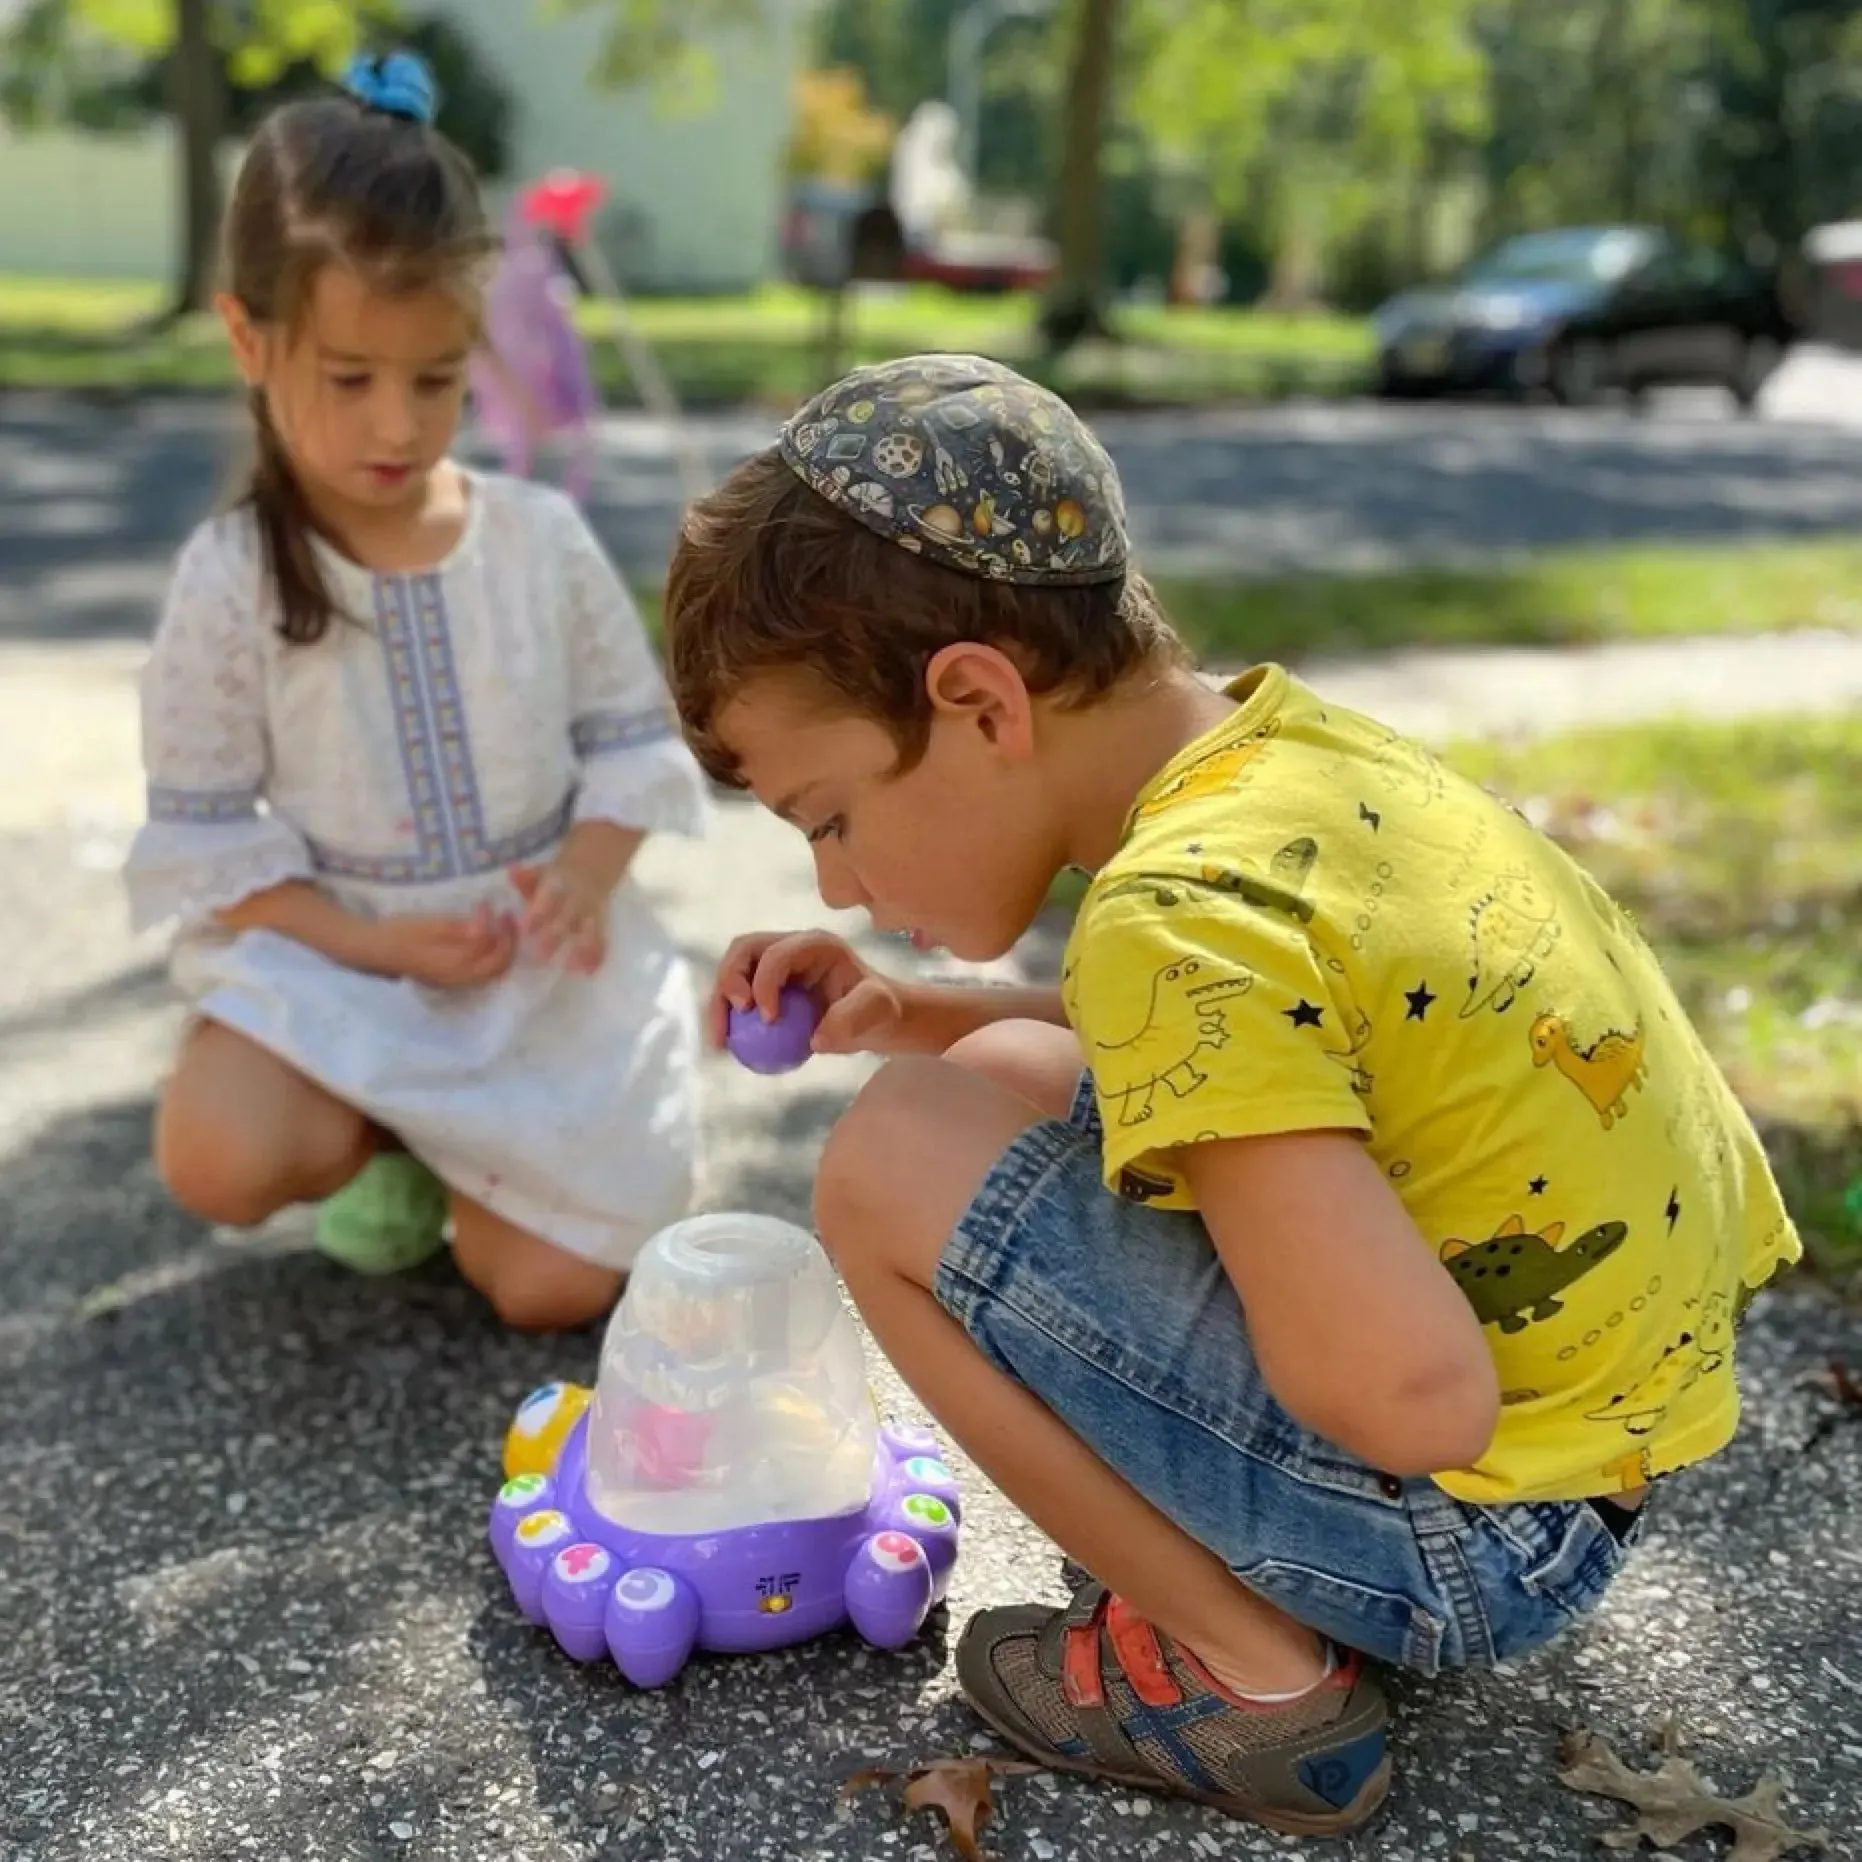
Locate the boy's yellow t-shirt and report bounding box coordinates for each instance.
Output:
[1060,666,1800,1505]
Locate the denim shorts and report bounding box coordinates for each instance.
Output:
[933,1078,1643,1675]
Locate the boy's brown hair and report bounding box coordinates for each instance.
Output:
[664,447,1186,787]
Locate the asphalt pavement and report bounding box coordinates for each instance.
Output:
[2,377,1858,1861]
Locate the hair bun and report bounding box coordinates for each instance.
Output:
[341,50,439,126]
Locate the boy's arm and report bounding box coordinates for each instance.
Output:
[1179,1131,1500,1478]
[888,979,1069,1054]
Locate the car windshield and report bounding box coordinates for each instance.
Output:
[1462,229,1654,287]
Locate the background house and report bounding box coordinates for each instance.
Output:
[0,0,804,294]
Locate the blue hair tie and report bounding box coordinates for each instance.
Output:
[342,51,439,126]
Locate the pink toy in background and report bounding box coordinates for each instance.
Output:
[468,172,608,499]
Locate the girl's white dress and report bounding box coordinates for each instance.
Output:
[124,473,708,1270]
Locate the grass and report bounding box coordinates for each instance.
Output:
[1455,715,1862,1281]
[633,540,1862,666]
[1160,542,1862,664]
[0,275,1373,406]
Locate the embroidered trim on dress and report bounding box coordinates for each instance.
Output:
[147,783,264,824]
[305,793,573,884]
[571,707,676,757]
[373,576,454,882]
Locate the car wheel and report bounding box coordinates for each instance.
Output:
[1375,355,1425,399]
[1732,335,1784,413]
[1549,337,1608,407]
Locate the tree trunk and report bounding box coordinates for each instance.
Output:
[164,0,223,323]
[1039,0,1121,354]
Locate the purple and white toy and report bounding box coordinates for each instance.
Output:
[468,196,600,500]
[725,986,821,1076]
[489,1213,961,1685]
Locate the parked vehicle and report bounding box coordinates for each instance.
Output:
[1372,226,1797,407]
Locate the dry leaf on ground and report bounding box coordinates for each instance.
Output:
[1558,1723,1831,1862]
[1828,1360,1862,1411]
[845,1756,1043,1860]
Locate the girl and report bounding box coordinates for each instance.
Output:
[124,53,708,1331]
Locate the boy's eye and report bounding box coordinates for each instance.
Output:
[330,372,370,392]
[806,817,845,846]
[416,372,461,395]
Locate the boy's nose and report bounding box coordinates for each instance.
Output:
[812,847,866,914]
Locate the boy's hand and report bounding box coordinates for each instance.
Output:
[511,861,610,975]
[712,930,907,1056]
[365,904,519,988]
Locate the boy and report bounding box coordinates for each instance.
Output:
[661,355,1799,1836]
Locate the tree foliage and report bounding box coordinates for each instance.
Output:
[786,66,896,184]
[69,0,394,85]
[545,0,768,92]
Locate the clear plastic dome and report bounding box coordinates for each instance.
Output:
[583,1213,878,1536]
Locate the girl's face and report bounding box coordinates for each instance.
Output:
[220,265,474,519]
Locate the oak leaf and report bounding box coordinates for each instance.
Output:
[1558,1723,1830,1862]
[845,1756,1043,1860]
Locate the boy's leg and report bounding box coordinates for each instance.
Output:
[818,1027,1324,1692]
[815,1024,1392,1831]
[449,1192,623,1333]
[156,1021,375,1227]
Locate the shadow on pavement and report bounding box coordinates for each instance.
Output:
[10,395,1862,643]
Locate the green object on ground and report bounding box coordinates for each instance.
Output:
[315,1154,450,1275]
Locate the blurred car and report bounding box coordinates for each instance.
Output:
[1372,226,1797,407]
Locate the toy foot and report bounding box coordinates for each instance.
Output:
[845,1531,934,1651]
[503,1381,592,1481]
[488,1470,557,1568]
[879,1487,961,1602]
[605,1566,701,1688]
[498,1502,578,1627]
[542,1541,620,1662]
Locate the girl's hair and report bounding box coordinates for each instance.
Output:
[222,62,493,644]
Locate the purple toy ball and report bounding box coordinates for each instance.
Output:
[726,985,820,1075]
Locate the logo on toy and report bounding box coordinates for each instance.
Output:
[755,1571,803,1614]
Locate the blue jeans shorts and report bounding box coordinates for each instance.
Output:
[932,1078,1644,1675]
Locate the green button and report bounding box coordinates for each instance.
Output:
[903,1493,951,1528]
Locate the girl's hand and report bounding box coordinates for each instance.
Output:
[711,930,908,1056]
[367,904,519,988]
[511,861,609,975]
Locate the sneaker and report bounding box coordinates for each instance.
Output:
[315,1154,450,1275]
[956,1579,1390,1836]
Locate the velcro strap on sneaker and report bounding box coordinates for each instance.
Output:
[1105,1596,1183,1708]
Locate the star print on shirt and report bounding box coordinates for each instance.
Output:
[1666,1187,1682,1232]
[1284,999,1326,1029]
[1404,982,1437,1022]
[1358,802,1382,831]
[1529,1175,1549,1196]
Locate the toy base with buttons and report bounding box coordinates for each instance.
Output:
[488,1213,962,1686]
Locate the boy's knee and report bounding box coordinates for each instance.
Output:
[942,1019,1082,1120]
[814,1057,951,1263]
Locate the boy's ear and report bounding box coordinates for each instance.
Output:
[215,292,267,387]
[923,642,1035,758]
